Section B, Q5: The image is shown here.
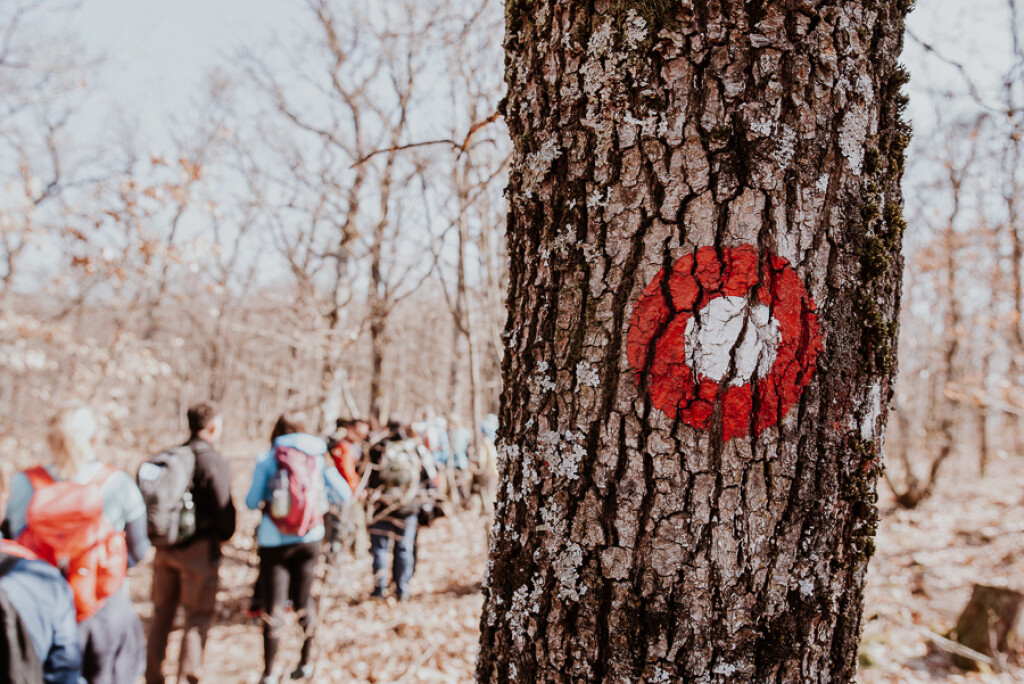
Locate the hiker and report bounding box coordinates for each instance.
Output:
[475,418,500,514]
[417,413,451,468]
[4,406,147,684]
[144,402,236,684]
[326,418,362,491]
[325,418,370,555]
[366,418,437,602]
[449,419,473,508]
[0,464,81,684]
[246,411,351,684]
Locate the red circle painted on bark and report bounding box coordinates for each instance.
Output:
[626,244,822,440]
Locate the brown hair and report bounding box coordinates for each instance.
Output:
[270,411,309,443]
[187,402,221,437]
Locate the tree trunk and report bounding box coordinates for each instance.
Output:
[478,2,910,682]
[449,316,466,416]
[369,315,385,423]
[1007,126,1024,456]
[951,584,1024,671]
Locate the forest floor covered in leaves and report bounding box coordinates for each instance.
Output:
[861,450,1024,683]
[126,441,1024,683]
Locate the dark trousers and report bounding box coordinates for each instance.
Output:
[369,514,418,599]
[258,540,320,676]
[145,540,220,684]
[81,586,145,684]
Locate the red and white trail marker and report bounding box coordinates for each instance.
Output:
[626,244,822,441]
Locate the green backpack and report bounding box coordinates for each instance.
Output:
[377,440,421,508]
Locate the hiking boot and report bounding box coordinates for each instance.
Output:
[290,664,315,680]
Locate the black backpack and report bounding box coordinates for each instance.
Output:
[0,557,44,684]
[136,445,198,547]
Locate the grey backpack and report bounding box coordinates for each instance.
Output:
[137,446,197,547]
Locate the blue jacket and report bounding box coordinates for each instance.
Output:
[245,433,351,547]
[0,542,82,684]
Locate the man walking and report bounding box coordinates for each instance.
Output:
[367,419,436,602]
[145,403,236,684]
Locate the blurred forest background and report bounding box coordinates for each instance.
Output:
[3,0,1024,680]
[0,0,1020,509]
[1,0,510,450]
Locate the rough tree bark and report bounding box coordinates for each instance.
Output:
[478,1,911,682]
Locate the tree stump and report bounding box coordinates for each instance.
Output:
[950,584,1024,670]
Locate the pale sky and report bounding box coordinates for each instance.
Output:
[63,0,1014,149]
[70,0,296,146]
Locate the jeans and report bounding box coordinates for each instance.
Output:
[369,514,418,598]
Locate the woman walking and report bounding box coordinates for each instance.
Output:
[246,412,350,684]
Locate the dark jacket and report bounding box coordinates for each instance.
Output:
[184,437,236,550]
[0,544,81,684]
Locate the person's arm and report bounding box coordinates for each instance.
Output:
[366,444,384,491]
[245,456,273,511]
[4,472,33,539]
[45,580,83,684]
[202,453,236,542]
[322,456,352,506]
[112,472,150,564]
[123,516,150,568]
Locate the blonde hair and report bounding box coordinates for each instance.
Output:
[48,405,99,478]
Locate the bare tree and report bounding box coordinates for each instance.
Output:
[887,114,982,507]
[239,0,446,425]
[0,0,98,302]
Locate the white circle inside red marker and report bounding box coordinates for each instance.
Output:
[626,244,822,440]
[683,297,781,387]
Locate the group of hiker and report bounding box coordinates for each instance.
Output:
[0,401,500,684]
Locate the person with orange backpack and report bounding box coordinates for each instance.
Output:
[245,412,351,684]
[3,406,149,684]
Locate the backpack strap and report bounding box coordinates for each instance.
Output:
[21,466,54,492]
[23,464,116,490]
[89,464,118,487]
[0,542,36,564]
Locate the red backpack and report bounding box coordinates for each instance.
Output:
[16,466,128,622]
[330,440,360,490]
[266,446,324,538]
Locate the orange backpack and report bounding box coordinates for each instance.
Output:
[16,466,128,622]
